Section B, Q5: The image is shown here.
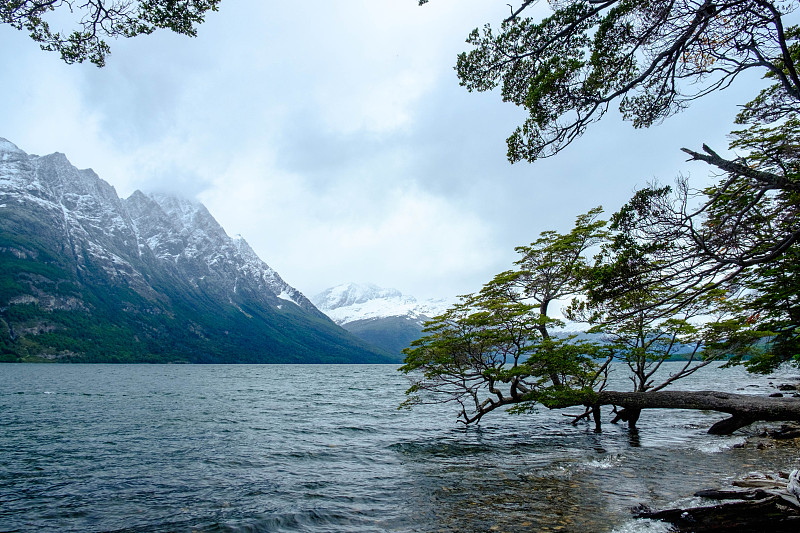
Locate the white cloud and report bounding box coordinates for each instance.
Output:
[198,144,501,298]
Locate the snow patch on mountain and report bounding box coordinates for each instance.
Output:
[312,282,451,325]
[0,137,314,313]
[0,138,25,159]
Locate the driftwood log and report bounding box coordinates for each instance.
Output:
[634,471,800,532]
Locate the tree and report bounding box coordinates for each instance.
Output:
[401,209,608,424]
[726,246,800,372]
[401,209,800,434]
[591,110,799,369]
[1,0,220,66]
[572,201,769,427]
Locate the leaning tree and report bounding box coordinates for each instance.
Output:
[588,95,800,369]
[405,1,800,430]
[1,0,220,66]
[401,210,800,434]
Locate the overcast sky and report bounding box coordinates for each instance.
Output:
[0,0,762,302]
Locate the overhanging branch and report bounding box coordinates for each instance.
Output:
[681,144,798,191]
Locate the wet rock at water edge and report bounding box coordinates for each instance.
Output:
[633,471,800,532]
[731,424,800,449]
[767,424,800,440]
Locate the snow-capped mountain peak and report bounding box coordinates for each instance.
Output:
[1,141,316,315]
[312,282,450,325]
[316,282,406,309]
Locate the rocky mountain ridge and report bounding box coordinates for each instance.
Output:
[0,138,393,363]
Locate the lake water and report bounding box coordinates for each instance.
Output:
[1,363,799,532]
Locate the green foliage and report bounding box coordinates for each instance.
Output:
[734,23,800,127]
[0,0,220,66]
[401,159,798,424]
[400,202,777,423]
[429,0,799,162]
[730,117,800,179]
[400,209,609,423]
[411,1,800,422]
[721,247,800,372]
[523,385,598,411]
[579,108,800,371]
[573,198,758,391]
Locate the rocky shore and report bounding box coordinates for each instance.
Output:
[634,404,800,532]
[634,469,800,531]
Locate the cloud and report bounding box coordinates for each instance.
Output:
[198,142,502,298]
[0,0,765,302]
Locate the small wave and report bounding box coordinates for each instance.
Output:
[523,463,577,481]
[584,453,625,470]
[681,423,708,430]
[697,436,746,454]
[610,518,674,532]
[189,508,373,533]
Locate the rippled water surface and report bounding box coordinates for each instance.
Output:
[1,363,799,532]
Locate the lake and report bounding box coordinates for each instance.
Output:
[1,362,799,532]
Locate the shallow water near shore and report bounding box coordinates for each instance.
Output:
[1,362,799,532]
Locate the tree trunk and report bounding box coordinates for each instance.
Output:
[587,391,800,434]
[611,407,642,428]
[591,404,601,432]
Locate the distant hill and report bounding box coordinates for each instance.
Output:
[312,283,450,356]
[0,138,395,363]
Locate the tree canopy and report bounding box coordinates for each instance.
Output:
[405,0,800,424]
[1,0,220,66]
[401,209,608,424]
[401,207,800,434]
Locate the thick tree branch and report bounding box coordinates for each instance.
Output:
[681,144,799,191]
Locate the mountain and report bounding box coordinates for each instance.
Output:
[0,138,395,363]
[311,283,450,356]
